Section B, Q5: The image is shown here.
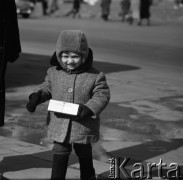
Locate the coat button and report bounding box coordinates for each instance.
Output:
[68,88,73,93]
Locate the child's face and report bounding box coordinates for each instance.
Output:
[61,52,82,70]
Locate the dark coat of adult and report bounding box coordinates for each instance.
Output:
[73,0,81,11]
[139,0,152,19]
[0,0,21,126]
[0,0,21,63]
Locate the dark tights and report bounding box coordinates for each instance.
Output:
[51,142,96,180]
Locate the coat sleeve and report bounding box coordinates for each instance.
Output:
[85,72,110,115]
[33,68,52,103]
[4,0,21,63]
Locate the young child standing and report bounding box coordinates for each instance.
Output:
[26,30,110,180]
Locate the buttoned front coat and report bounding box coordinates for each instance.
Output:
[34,49,110,144]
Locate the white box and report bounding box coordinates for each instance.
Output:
[48,99,79,116]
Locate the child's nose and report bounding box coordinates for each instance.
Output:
[67,57,74,63]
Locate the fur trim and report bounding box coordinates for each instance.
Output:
[56,30,89,65]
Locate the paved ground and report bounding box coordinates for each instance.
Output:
[1,1,183,179]
[1,131,183,180]
[1,54,183,179]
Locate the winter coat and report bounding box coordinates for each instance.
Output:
[33,30,110,144]
[0,0,21,127]
[0,0,21,63]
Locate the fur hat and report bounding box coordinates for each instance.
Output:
[56,30,89,64]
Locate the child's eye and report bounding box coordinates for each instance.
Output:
[71,56,79,59]
[62,55,69,59]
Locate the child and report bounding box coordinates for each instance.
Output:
[26,30,110,180]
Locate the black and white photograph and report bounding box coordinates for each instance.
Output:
[0,0,183,179]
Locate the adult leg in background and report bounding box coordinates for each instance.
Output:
[0,60,7,127]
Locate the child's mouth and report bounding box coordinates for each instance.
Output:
[67,64,76,69]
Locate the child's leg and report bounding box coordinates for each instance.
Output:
[74,143,96,180]
[51,142,72,180]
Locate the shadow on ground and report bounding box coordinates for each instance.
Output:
[6,53,140,88]
[98,139,183,179]
[1,139,183,180]
[2,95,183,145]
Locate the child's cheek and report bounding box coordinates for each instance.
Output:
[59,58,65,64]
[57,57,61,63]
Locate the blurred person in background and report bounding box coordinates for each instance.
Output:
[64,0,82,18]
[101,0,111,21]
[128,0,140,25]
[41,0,48,15]
[174,0,183,9]
[29,0,36,4]
[0,0,21,127]
[138,0,153,26]
[119,0,131,22]
[34,0,48,16]
[47,0,59,15]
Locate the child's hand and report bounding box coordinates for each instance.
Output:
[77,105,94,121]
[26,92,40,113]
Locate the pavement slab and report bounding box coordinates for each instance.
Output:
[1,136,183,179]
